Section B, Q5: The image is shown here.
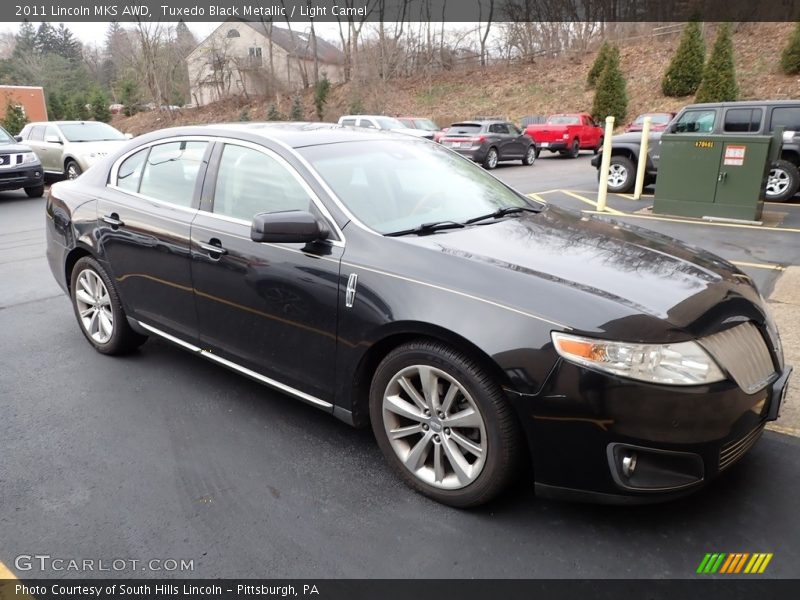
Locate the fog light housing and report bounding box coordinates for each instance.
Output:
[607,444,704,492]
[621,452,638,477]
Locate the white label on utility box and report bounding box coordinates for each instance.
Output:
[724,145,746,166]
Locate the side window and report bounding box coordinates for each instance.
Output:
[44,125,60,141]
[115,148,149,193]
[673,110,717,134]
[29,126,44,141]
[723,108,762,133]
[358,119,377,129]
[507,123,521,135]
[213,144,311,222]
[490,123,509,134]
[138,141,207,208]
[770,107,800,133]
[340,118,356,126]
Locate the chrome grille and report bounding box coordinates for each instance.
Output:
[719,422,765,471]
[699,322,776,394]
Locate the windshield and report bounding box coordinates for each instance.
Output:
[634,113,672,125]
[0,126,15,144]
[299,140,531,234]
[547,115,580,125]
[59,122,126,142]
[413,118,439,131]
[376,117,404,130]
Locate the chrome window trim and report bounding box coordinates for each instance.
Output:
[136,321,333,410]
[107,135,344,245]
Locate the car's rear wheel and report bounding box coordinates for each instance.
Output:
[369,340,522,507]
[766,160,800,202]
[522,145,536,166]
[24,185,44,198]
[603,155,636,193]
[483,147,499,170]
[70,256,147,355]
[65,160,82,180]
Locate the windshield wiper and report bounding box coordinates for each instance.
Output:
[385,221,465,237]
[464,205,542,225]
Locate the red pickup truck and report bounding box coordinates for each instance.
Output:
[524,113,604,158]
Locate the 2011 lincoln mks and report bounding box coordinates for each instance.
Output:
[46,123,791,507]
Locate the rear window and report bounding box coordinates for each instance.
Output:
[448,123,482,134]
[723,108,762,133]
[547,116,581,125]
[770,106,800,133]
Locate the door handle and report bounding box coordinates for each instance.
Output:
[718,171,727,182]
[102,213,124,227]
[199,240,227,256]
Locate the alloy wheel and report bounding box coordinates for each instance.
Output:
[608,163,628,188]
[382,365,488,490]
[487,149,498,169]
[74,269,114,344]
[67,164,81,180]
[525,147,536,165]
[766,167,789,197]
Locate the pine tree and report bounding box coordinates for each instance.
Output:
[289,96,304,121]
[267,104,285,121]
[3,102,28,135]
[591,46,628,124]
[695,24,738,103]
[47,91,65,120]
[90,90,111,123]
[35,22,57,55]
[12,22,37,60]
[587,41,611,89]
[780,21,800,75]
[662,21,705,97]
[313,74,331,121]
[54,24,82,63]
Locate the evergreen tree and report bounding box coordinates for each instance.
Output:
[289,95,304,120]
[238,108,251,122]
[780,21,800,75]
[54,24,82,63]
[119,79,140,117]
[13,22,37,59]
[591,46,628,124]
[35,23,57,55]
[3,102,28,135]
[90,89,111,123]
[587,41,611,89]
[267,104,285,121]
[695,24,738,103]
[313,74,331,121]
[47,91,65,120]
[662,21,705,97]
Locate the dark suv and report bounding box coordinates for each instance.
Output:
[0,124,44,198]
[593,101,800,202]
[440,120,537,169]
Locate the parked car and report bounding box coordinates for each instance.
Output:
[440,120,537,169]
[625,112,676,133]
[18,121,131,180]
[524,113,604,157]
[0,124,44,197]
[593,101,800,201]
[337,114,434,140]
[45,122,790,506]
[396,116,447,142]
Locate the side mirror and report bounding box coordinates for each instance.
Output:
[124,133,134,139]
[250,210,328,244]
[45,135,62,144]
[13,135,21,142]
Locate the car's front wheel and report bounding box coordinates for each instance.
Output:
[482,147,499,170]
[604,155,636,193]
[24,185,44,198]
[65,159,82,180]
[522,145,536,166]
[70,256,147,355]
[370,340,522,507]
[766,160,800,202]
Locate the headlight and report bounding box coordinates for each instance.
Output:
[20,152,39,164]
[551,332,725,386]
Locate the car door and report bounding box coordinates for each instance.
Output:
[23,125,49,171]
[506,122,528,157]
[190,141,344,404]
[488,123,512,158]
[42,124,65,173]
[98,138,210,341]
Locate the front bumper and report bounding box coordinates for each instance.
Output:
[513,360,792,502]
[0,165,44,191]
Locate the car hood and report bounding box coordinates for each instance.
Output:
[0,142,37,153]
[613,131,663,143]
[66,140,128,155]
[398,206,766,341]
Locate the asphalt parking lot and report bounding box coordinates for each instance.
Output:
[1,154,799,579]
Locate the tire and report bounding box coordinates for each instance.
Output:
[482,147,499,170]
[24,184,44,198]
[369,340,523,507]
[766,159,800,202]
[568,139,580,158]
[603,155,636,193]
[65,159,82,180]
[594,137,604,155]
[70,256,147,355]
[522,145,536,166]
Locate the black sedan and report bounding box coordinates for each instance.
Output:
[46,123,790,507]
[439,120,537,169]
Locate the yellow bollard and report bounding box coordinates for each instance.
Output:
[596,116,615,212]
[633,116,651,200]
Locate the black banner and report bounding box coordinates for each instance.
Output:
[4,0,800,23]
[2,579,800,600]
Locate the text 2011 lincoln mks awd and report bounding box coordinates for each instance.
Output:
[45,123,791,507]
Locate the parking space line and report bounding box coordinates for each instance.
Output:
[582,210,800,233]
[562,191,625,215]
[0,560,16,579]
[730,260,785,271]
[526,192,547,204]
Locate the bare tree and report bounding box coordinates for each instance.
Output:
[478,0,495,66]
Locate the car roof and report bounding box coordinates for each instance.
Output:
[684,100,800,109]
[137,122,422,148]
[26,121,115,126]
[450,120,506,126]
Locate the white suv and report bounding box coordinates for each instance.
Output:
[337,115,434,140]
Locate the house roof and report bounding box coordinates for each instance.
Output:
[241,22,344,65]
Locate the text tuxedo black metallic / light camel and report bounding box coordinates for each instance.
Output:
[46,123,791,506]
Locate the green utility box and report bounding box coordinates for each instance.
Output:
[653,133,780,221]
